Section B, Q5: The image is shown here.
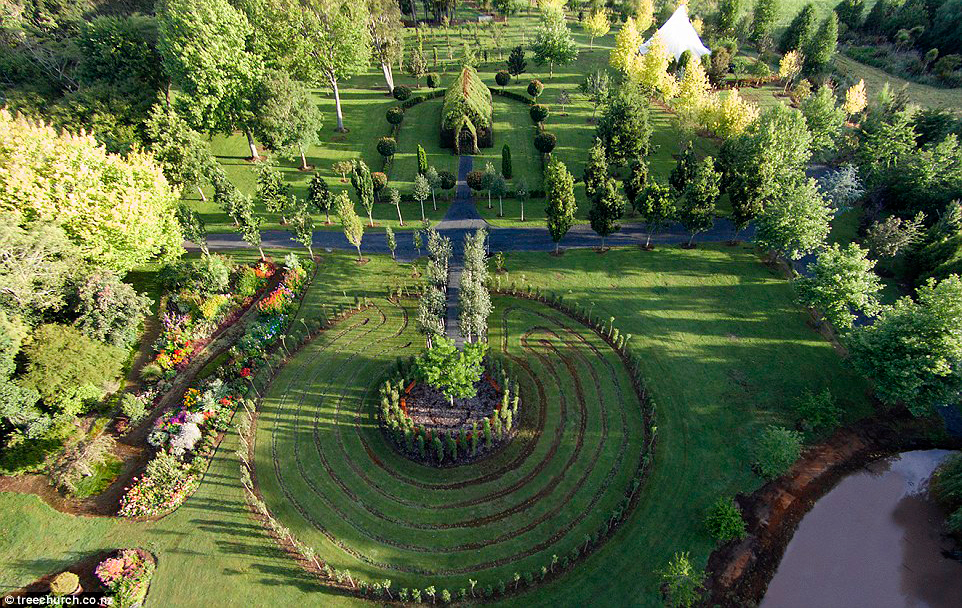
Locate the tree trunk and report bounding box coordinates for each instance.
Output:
[325,209,331,225]
[499,196,503,217]
[331,76,346,132]
[431,189,436,210]
[307,244,313,258]
[521,200,525,222]
[382,62,395,93]
[420,199,426,221]
[196,185,207,202]
[646,229,653,248]
[396,203,404,226]
[300,148,309,171]
[355,244,362,261]
[258,244,265,259]
[245,129,259,160]
[487,191,492,209]
[555,240,559,254]
[688,232,695,247]
[368,210,374,227]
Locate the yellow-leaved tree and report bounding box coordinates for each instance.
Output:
[673,59,712,131]
[710,89,760,139]
[843,79,867,117]
[582,10,610,49]
[636,33,677,99]
[634,0,654,33]
[0,109,183,274]
[610,16,642,77]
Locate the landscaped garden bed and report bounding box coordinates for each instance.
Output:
[378,356,521,466]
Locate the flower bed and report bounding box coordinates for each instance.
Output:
[119,255,315,518]
[377,357,521,466]
[95,548,156,607]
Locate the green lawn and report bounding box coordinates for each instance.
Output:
[1,244,872,606]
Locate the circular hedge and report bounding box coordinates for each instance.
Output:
[386,106,405,125]
[438,170,457,190]
[377,137,397,158]
[527,79,544,98]
[534,132,557,154]
[495,70,511,87]
[392,85,412,101]
[530,104,549,123]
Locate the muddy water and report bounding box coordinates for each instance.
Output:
[762,450,962,608]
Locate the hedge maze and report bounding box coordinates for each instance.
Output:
[254,295,652,594]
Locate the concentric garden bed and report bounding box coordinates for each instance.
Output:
[378,359,521,466]
[252,294,654,598]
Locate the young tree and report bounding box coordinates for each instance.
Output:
[635,32,676,98]
[544,159,577,254]
[849,275,962,416]
[843,79,867,117]
[501,145,512,179]
[367,0,404,93]
[795,243,881,328]
[583,137,610,203]
[482,162,497,209]
[781,3,816,53]
[308,172,333,224]
[407,45,428,87]
[579,69,611,119]
[298,1,371,132]
[491,173,508,217]
[385,225,396,259]
[253,69,324,170]
[588,177,625,250]
[145,103,216,202]
[351,159,376,227]
[754,177,832,260]
[804,13,838,76]
[414,337,487,405]
[494,0,525,23]
[672,58,712,131]
[717,0,742,37]
[236,195,265,258]
[679,156,720,247]
[609,16,642,77]
[385,186,403,226]
[516,178,529,222]
[254,160,292,221]
[289,197,315,257]
[670,141,697,194]
[865,212,926,258]
[332,160,353,182]
[413,174,431,222]
[425,166,441,211]
[176,204,209,256]
[623,157,649,212]
[583,10,610,49]
[637,180,676,248]
[558,90,571,114]
[417,145,428,176]
[596,84,652,164]
[335,192,364,261]
[659,552,705,608]
[635,0,655,32]
[507,45,527,76]
[750,0,778,46]
[800,85,845,161]
[157,0,263,159]
[778,50,803,92]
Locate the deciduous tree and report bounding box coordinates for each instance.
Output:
[544,159,577,254]
[335,192,364,261]
[795,243,881,328]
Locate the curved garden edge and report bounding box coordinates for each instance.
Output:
[0,265,287,519]
[703,411,962,607]
[238,290,660,601]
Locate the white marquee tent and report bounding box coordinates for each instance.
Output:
[639,5,711,62]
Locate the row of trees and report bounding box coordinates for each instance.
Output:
[417,229,452,347]
[459,229,492,343]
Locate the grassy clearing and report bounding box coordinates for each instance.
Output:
[834,54,962,109]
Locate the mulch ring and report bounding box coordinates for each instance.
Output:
[703,410,962,607]
[404,375,502,433]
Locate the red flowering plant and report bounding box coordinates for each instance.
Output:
[95,548,155,608]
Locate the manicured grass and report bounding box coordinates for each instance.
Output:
[1,245,872,606]
[254,293,647,591]
[834,54,962,109]
[69,454,123,500]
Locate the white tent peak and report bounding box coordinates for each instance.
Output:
[639,5,711,61]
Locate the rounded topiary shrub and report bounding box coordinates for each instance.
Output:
[392,85,412,101]
[466,170,485,192]
[530,103,549,123]
[527,79,544,98]
[386,106,404,125]
[438,169,457,191]
[534,132,557,154]
[426,72,441,88]
[495,70,510,87]
[371,171,388,194]
[753,425,803,480]
[50,572,80,597]
[376,137,397,158]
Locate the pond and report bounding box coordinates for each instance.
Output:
[762,450,962,608]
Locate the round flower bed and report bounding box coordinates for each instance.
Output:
[378,358,521,466]
[95,548,156,607]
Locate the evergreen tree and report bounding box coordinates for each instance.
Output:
[750,0,778,45]
[670,141,697,193]
[385,225,396,259]
[781,3,817,52]
[307,172,332,224]
[717,0,742,37]
[502,144,513,179]
[588,178,625,250]
[800,85,845,161]
[507,45,526,76]
[623,157,649,212]
[804,13,838,76]
[583,138,610,203]
[417,144,428,175]
[335,192,365,261]
[351,159,376,227]
[596,84,652,165]
[544,159,577,254]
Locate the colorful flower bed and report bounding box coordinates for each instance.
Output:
[95,548,155,607]
[119,255,315,518]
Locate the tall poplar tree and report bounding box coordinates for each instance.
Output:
[544,159,577,254]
